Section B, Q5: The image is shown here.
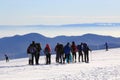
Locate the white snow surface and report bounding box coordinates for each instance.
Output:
[0,48,120,80]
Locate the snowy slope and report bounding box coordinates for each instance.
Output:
[0,48,120,80]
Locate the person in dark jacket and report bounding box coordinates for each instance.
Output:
[4,54,9,62]
[83,43,91,63]
[105,42,108,51]
[55,43,64,64]
[64,42,71,63]
[29,41,37,65]
[77,43,84,62]
[58,44,64,64]
[71,41,77,62]
[35,43,42,65]
[55,43,60,63]
[44,44,51,64]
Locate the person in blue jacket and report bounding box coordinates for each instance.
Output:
[64,42,71,63]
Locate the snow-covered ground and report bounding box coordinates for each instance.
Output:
[0,48,120,80]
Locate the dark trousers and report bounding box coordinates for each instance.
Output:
[78,51,83,62]
[72,52,76,62]
[59,53,64,64]
[106,47,108,51]
[84,52,89,63]
[46,53,51,64]
[56,52,60,63]
[35,53,40,65]
[31,53,35,65]
[31,53,38,65]
[5,57,9,62]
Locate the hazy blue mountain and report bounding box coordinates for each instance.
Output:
[0,33,120,60]
[1,23,120,28]
[61,23,120,27]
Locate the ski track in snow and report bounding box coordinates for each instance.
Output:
[0,48,120,80]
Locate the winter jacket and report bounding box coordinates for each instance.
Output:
[44,44,51,54]
[27,44,37,54]
[77,45,82,51]
[71,44,77,53]
[64,45,71,55]
[83,46,90,52]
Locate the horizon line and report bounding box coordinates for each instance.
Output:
[0,22,120,26]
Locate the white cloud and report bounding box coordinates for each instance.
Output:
[26,15,120,24]
[0,15,120,25]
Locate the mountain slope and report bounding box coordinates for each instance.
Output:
[0,33,120,60]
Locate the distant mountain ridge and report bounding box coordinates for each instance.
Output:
[61,23,120,27]
[0,33,120,60]
[0,23,120,27]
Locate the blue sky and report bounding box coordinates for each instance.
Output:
[0,0,120,37]
[0,0,120,25]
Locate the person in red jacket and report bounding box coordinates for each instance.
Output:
[71,41,77,63]
[44,44,51,64]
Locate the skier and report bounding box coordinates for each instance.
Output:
[44,44,51,64]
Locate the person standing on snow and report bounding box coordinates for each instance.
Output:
[105,42,108,51]
[64,42,71,63]
[28,41,37,65]
[55,43,60,63]
[71,41,77,63]
[35,43,42,65]
[58,43,64,64]
[44,44,51,64]
[55,43,64,64]
[27,44,33,65]
[77,43,84,62]
[83,43,91,63]
[4,54,9,62]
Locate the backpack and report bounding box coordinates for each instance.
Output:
[44,47,49,54]
[36,43,42,52]
[29,46,37,53]
[77,45,82,51]
[71,45,77,52]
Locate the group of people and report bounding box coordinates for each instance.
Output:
[27,41,42,65]
[55,42,91,64]
[27,41,91,65]
[27,41,51,65]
